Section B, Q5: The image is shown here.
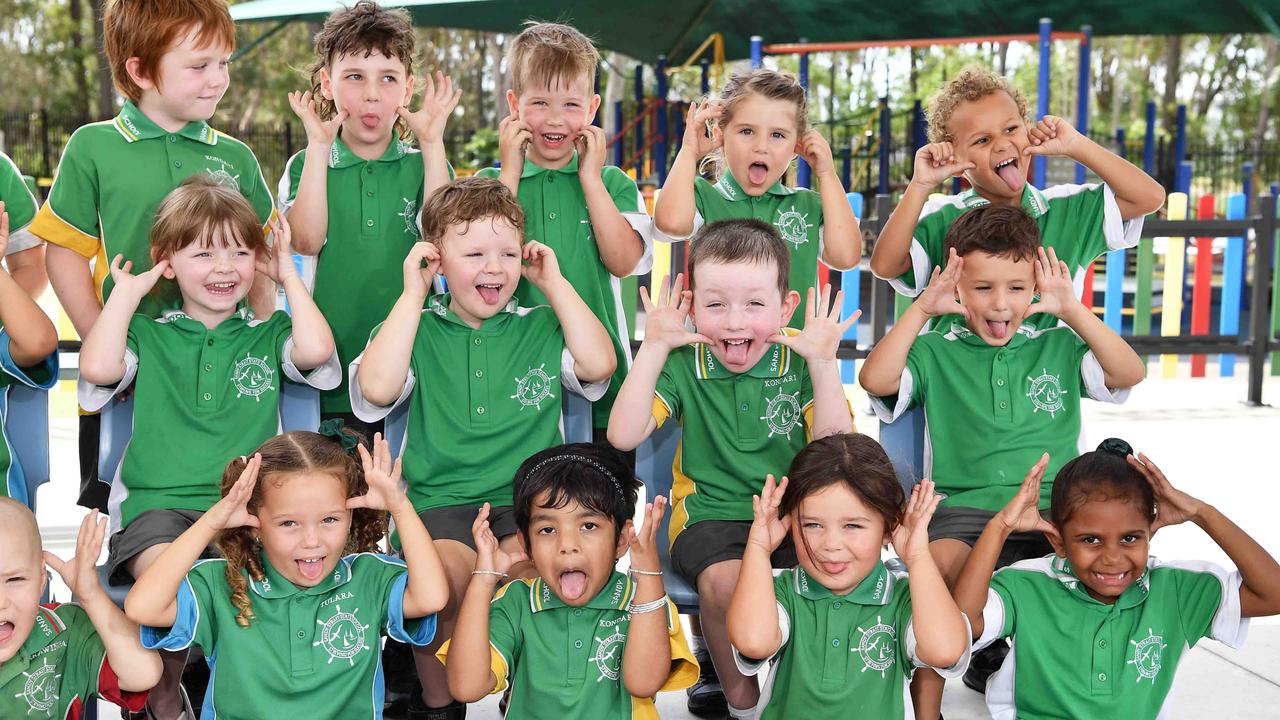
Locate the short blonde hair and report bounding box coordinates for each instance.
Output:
[104,0,237,103]
[927,66,1028,143]
[419,177,526,247]
[507,22,599,95]
[150,175,266,261]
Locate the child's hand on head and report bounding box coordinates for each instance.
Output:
[681,101,724,160]
[44,510,109,603]
[994,453,1057,540]
[348,432,409,514]
[287,90,348,149]
[107,254,169,302]
[1025,115,1083,160]
[1027,246,1079,320]
[770,284,859,363]
[626,496,667,574]
[910,142,975,190]
[256,216,297,284]
[796,129,837,177]
[639,273,712,352]
[747,475,791,553]
[498,110,532,171]
[575,125,608,180]
[917,248,970,321]
[891,479,943,567]
[520,240,563,289]
[402,241,440,300]
[398,71,462,144]
[207,454,263,532]
[1129,453,1205,533]
[471,503,526,577]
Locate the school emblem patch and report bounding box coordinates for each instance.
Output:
[1127,628,1168,683]
[853,616,897,678]
[759,388,802,437]
[204,156,241,190]
[15,657,60,715]
[399,197,420,237]
[314,604,371,666]
[1025,368,1067,418]
[589,630,627,682]
[231,353,275,401]
[510,363,557,411]
[774,207,812,249]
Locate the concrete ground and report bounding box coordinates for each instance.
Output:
[30,367,1280,718]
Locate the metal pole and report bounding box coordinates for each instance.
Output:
[797,48,811,188]
[634,64,645,177]
[1075,25,1092,184]
[700,58,710,96]
[750,36,764,69]
[878,97,890,195]
[1143,100,1157,174]
[656,56,668,186]
[1247,193,1277,405]
[1175,104,1187,169]
[1035,17,1052,188]
[869,194,894,343]
[613,101,624,167]
[911,100,926,153]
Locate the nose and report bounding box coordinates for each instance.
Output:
[303,526,321,548]
[991,288,1009,311]
[557,534,580,555]
[725,304,745,329]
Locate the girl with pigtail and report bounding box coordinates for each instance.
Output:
[124,426,449,718]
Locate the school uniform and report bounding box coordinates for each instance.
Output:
[0,151,40,254]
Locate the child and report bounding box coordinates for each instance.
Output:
[954,441,1280,719]
[871,66,1165,330]
[654,68,861,327]
[478,21,652,436]
[728,434,971,718]
[281,0,461,435]
[78,175,338,718]
[0,499,161,717]
[858,204,1146,718]
[350,176,615,717]
[440,443,698,718]
[1,153,47,297]
[608,218,857,719]
[0,203,59,504]
[124,429,448,718]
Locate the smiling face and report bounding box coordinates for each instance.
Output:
[507,74,600,170]
[138,28,231,130]
[521,491,630,606]
[948,91,1030,203]
[689,258,799,373]
[1051,496,1152,604]
[721,94,800,196]
[255,471,353,588]
[162,225,258,327]
[437,216,523,328]
[321,49,413,159]
[791,483,890,596]
[955,250,1036,345]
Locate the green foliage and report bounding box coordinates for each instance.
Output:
[461,127,500,169]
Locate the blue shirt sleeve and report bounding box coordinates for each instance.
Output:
[386,570,436,646]
[0,330,58,389]
[140,576,205,651]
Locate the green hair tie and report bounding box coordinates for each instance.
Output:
[318,418,359,455]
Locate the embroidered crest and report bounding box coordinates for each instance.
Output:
[774,207,812,248]
[510,363,556,411]
[1127,628,1168,683]
[399,197,420,237]
[589,629,627,682]
[1025,368,1067,418]
[853,616,897,677]
[759,388,803,437]
[231,353,276,402]
[313,604,372,666]
[15,658,60,715]
[204,156,241,190]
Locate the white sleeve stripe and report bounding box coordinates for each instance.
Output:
[1080,350,1132,404]
[973,588,1008,652]
[1101,183,1144,250]
[867,367,915,422]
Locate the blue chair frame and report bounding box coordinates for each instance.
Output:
[7,384,50,512]
[634,421,700,613]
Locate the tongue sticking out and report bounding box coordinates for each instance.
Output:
[297,558,325,581]
[559,571,588,600]
[361,114,379,130]
[748,162,769,186]
[0,621,13,645]
[986,320,1010,339]
[997,161,1025,193]
[476,285,500,305]
[723,340,751,367]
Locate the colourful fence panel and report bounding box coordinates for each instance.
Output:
[1219,193,1246,376]
[1160,193,1188,378]
[840,192,863,384]
[1190,195,1215,377]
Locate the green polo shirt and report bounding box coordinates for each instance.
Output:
[30,100,274,317]
[0,329,58,505]
[280,137,447,415]
[871,322,1129,512]
[79,309,340,529]
[438,571,697,720]
[653,334,816,545]
[891,183,1143,331]
[350,294,605,512]
[0,151,40,254]
[662,172,827,327]
[477,155,651,428]
[0,603,149,719]
[979,555,1247,720]
[141,552,434,720]
[735,564,967,719]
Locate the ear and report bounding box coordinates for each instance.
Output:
[402,72,415,106]
[615,519,635,559]
[517,530,532,558]
[1047,524,1067,557]
[586,93,602,124]
[318,67,334,101]
[125,57,156,92]
[506,88,520,116]
[779,289,801,324]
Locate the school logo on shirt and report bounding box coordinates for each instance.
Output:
[1025,368,1067,418]
[510,363,557,411]
[853,616,897,678]
[399,197,420,238]
[14,657,60,714]
[204,156,241,191]
[759,388,803,437]
[774,207,812,249]
[1127,628,1168,683]
[231,353,276,401]
[589,629,627,682]
[314,604,372,666]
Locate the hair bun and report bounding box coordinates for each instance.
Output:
[1096,438,1133,456]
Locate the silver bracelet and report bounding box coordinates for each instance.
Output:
[629,569,663,577]
[627,594,669,614]
[472,569,508,579]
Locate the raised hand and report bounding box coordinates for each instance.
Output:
[206,454,262,532]
[472,503,526,577]
[910,142,976,190]
[993,453,1056,539]
[916,248,969,320]
[398,71,461,144]
[576,124,608,180]
[681,101,723,160]
[770,284,859,363]
[891,479,943,567]
[498,110,532,173]
[639,273,712,352]
[44,510,109,602]
[402,241,441,300]
[627,495,667,574]
[287,90,347,148]
[1129,453,1205,534]
[746,475,792,553]
[796,129,837,177]
[1027,246,1078,320]
[108,254,169,303]
[256,215,297,284]
[1025,115,1084,159]
[348,432,409,514]
[520,240,563,290]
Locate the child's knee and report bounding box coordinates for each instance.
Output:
[695,561,741,611]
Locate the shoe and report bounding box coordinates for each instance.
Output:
[382,642,417,718]
[406,695,466,720]
[686,646,727,718]
[962,641,1011,694]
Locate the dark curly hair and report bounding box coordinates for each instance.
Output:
[513,443,640,543]
[1050,438,1156,529]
